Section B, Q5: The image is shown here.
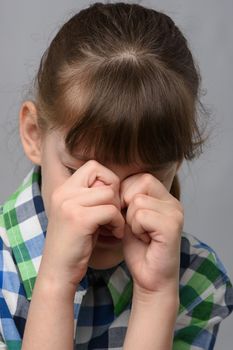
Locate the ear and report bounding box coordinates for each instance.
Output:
[19,101,43,165]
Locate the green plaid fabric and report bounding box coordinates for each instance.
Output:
[0,164,232,349]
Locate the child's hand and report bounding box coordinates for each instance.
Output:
[38,160,125,288]
[120,173,184,296]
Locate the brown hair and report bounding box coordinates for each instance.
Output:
[32,2,210,200]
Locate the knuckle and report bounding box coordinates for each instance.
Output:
[169,209,184,229]
[134,208,146,222]
[133,193,145,207]
[176,209,184,220]
[176,210,184,226]
[141,173,154,184]
[170,207,184,220]
[87,160,120,187]
[180,204,185,216]
[174,202,184,223]
[86,159,101,174]
[173,198,184,213]
[168,199,184,218]
[113,175,120,188]
[87,159,99,168]
[123,192,131,206]
[50,189,63,207]
[107,205,118,217]
[60,200,74,220]
[60,200,82,222]
[105,187,115,200]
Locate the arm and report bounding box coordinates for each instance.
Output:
[22,259,76,350]
[21,162,124,349]
[21,269,77,350]
[119,174,184,349]
[123,288,179,350]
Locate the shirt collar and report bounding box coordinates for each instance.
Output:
[87,262,133,316]
[2,164,132,316]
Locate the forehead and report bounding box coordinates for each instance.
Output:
[53,130,177,171]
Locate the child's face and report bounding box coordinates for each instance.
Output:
[38,130,179,269]
[19,102,180,269]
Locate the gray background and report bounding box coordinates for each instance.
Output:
[0,0,232,348]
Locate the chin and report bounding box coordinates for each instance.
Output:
[88,244,124,270]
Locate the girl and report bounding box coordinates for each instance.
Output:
[0,2,232,349]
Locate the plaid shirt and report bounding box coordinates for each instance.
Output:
[0,165,232,350]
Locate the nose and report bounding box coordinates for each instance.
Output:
[105,163,144,184]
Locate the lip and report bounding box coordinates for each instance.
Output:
[98,227,113,236]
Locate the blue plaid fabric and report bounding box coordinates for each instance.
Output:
[0,164,233,349]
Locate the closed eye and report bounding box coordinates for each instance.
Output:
[65,166,76,175]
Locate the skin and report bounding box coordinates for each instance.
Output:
[20,100,184,350]
[19,100,183,289]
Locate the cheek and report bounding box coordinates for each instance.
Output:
[162,176,175,192]
[41,178,50,217]
[41,166,67,217]
[163,168,178,192]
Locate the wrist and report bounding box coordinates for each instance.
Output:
[124,283,179,350]
[35,267,78,301]
[37,253,85,297]
[132,283,180,310]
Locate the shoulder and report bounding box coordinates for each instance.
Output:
[180,231,232,288]
[0,204,23,289]
[173,232,233,348]
[178,230,233,318]
[0,205,11,250]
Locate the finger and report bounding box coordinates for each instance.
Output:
[80,186,121,209]
[65,159,120,190]
[122,224,148,257]
[91,179,121,210]
[122,224,147,266]
[120,173,173,208]
[124,208,151,243]
[51,185,121,211]
[84,205,125,239]
[123,220,151,244]
[131,208,181,243]
[139,232,151,244]
[126,194,181,225]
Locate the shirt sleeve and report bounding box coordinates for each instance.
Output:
[173,235,233,350]
[0,209,8,349]
[173,280,233,349]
